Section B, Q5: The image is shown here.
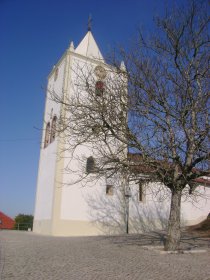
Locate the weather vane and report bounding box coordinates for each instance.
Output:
[88,14,92,31]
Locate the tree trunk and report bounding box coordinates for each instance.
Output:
[165,189,182,251]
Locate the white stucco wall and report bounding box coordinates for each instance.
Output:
[60,144,105,221]
[34,142,58,219]
[34,59,65,221]
[128,182,210,231]
[59,54,125,223]
[181,185,210,224]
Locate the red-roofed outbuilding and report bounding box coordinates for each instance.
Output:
[0,211,15,229]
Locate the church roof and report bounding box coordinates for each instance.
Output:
[75,31,104,61]
[0,211,15,229]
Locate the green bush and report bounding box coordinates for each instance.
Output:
[14,214,33,231]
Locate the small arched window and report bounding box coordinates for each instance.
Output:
[95,81,104,97]
[86,156,95,174]
[44,122,51,148]
[50,116,57,143]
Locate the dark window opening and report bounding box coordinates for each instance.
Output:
[86,156,95,173]
[95,81,104,97]
[92,124,100,134]
[106,185,114,196]
[44,122,51,148]
[50,116,57,143]
[139,184,145,202]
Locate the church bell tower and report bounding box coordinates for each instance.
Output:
[33,29,110,236]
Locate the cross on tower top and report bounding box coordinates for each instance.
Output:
[87,14,92,31]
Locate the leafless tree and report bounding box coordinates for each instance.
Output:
[52,0,209,251]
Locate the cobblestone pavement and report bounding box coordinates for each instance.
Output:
[0,230,210,280]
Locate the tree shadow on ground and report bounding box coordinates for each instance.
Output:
[101,230,210,250]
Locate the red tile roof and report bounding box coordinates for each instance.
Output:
[127,153,210,186]
[192,177,210,186]
[0,211,15,229]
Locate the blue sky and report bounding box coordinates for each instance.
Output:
[0,0,183,218]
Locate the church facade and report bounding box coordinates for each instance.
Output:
[33,31,210,236]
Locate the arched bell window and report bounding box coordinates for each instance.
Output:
[86,156,95,174]
[44,122,51,148]
[95,81,104,97]
[50,115,57,143]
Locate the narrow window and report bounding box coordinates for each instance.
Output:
[50,116,57,143]
[44,122,51,148]
[86,156,95,173]
[95,81,104,97]
[139,184,145,202]
[50,108,53,119]
[106,185,114,196]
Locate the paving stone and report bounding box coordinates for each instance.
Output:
[0,230,210,280]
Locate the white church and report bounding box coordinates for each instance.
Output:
[33,29,210,236]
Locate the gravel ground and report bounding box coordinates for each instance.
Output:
[0,230,210,280]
